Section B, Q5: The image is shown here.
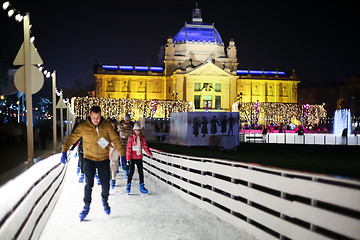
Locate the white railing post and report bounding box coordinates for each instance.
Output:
[247,166,253,223]
[201,158,206,201]
[310,177,318,232]
[280,172,287,240]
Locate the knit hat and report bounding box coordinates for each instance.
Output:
[133,122,141,130]
[124,114,131,121]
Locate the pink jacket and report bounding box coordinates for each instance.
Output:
[126,134,152,160]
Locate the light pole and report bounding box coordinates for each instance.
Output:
[60,90,64,143]
[23,13,34,162]
[52,71,57,153]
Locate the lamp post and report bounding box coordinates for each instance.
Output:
[23,13,34,162]
[60,90,64,143]
[52,71,57,153]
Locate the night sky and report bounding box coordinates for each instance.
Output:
[1,0,359,93]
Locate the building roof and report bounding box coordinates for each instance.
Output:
[173,6,223,46]
[173,22,223,46]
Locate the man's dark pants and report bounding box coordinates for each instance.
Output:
[83,158,110,205]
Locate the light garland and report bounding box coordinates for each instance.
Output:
[2,1,57,83]
[71,97,195,120]
[2,1,24,22]
[232,102,327,126]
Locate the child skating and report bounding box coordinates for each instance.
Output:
[109,142,120,189]
[126,122,152,194]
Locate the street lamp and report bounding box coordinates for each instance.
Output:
[51,71,57,153]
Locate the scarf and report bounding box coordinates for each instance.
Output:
[136,135,141,156]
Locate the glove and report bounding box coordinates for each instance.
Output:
[60,152,67,164]
[127,160,131,166]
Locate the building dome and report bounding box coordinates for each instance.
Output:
[173,6,223,46]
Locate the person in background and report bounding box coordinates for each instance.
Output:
[60,106,124,221]
[71,117,85,182]
[109,119,120,189]
[117,114,134,177]
[126,122,152,194]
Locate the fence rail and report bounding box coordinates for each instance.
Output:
[243,133,360,146]
[143,149,360,240]
[0,153,67,240]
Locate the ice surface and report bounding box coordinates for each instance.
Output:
[40,156,255,240]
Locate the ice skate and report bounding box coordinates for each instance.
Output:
[110,179,115,189]
[139,183,148,194]
[79,204,90,221]
[102,199,111,215]
[78,173,84,183]
[95,171,100,185]
[126,183,131,194]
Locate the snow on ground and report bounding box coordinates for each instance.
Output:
[40,156,255,240]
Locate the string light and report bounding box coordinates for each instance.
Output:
[2,1,9,10]
[2,1,40,58]
[2,1,56,79]
[15,13,23,22]
[35,63,57,81]
[2,1,70,123]
[7,8,14,17]
[232,102,327,127]
[71,97,194,120]
[2,1,327,129]
[2,1,25,21]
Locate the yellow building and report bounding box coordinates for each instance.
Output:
[94,6,300,111]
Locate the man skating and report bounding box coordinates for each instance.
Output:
[61,106,125,221]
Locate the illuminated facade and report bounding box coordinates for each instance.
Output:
[94,7,300,111]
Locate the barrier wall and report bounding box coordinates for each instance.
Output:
[244,133,360,146]
[143,150,360,240]
[0,153,67,240]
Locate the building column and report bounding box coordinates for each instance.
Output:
[274,82,279,103]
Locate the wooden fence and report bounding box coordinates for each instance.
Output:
[143,149,360,240]
[0,153,66,240]
[244,133,360,146]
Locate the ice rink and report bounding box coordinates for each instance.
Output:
[40,156,255,240]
